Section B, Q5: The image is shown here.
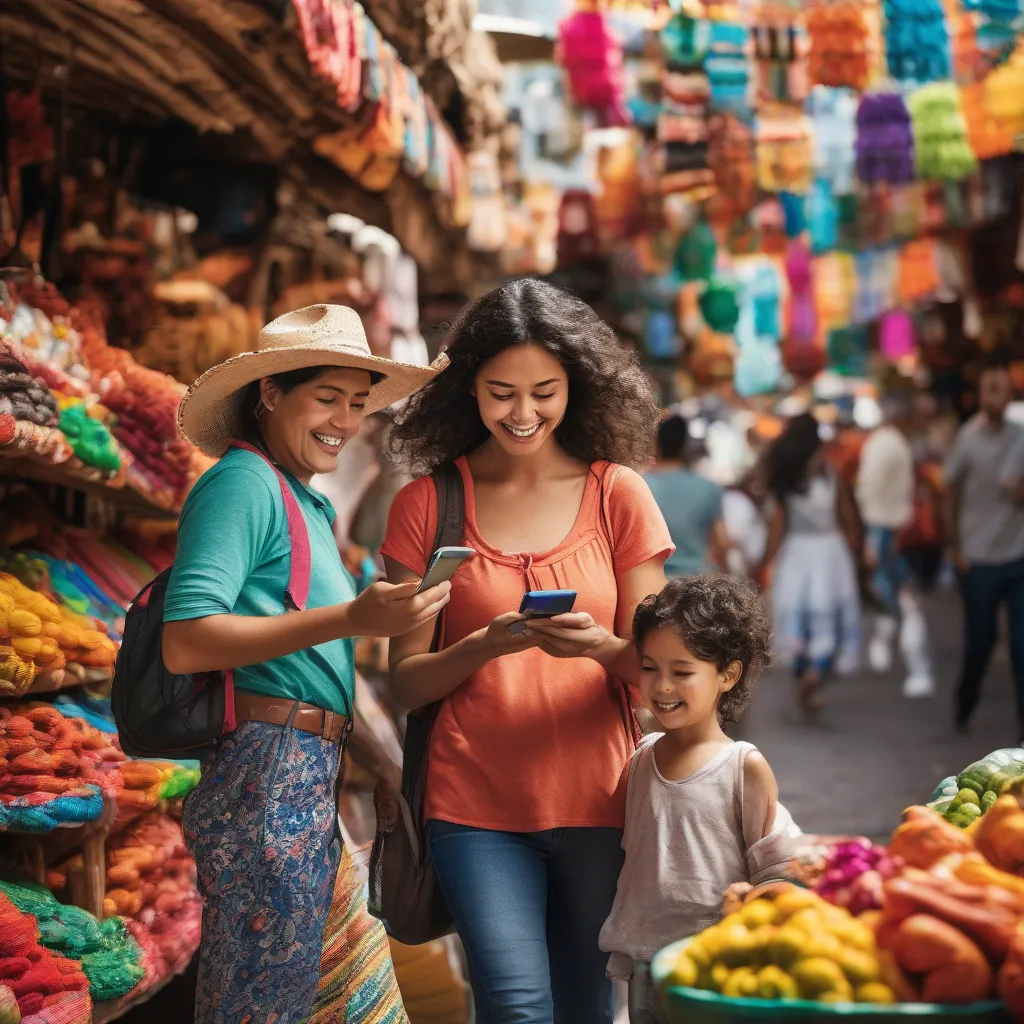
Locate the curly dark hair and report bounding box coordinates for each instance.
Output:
[386,278,659,474]
[766,412,821,502]
[633,573,773,728]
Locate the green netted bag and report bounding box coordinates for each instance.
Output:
[699,276,741,334]
[674,221,718,283]
[0,879,144,1000]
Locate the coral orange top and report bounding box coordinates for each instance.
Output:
[381,457,673,832]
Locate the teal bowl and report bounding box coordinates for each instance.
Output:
[651,939,1011,1023]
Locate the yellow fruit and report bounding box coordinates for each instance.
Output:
[836,949,879,986]
[771,890,820,924]
[710,962,732,991]
[0,592,15,613]
[818,988,855,1004]
[856,982,896,1004]
[787,908,825,934]
[669,953,698,989]
[830,918,876,953]
[741,900,776,930]
[799,931,842,961]
[792,958,849,998]
[721,967,760,999]
[717,924,757,967]
[758,965,800,1000]
[748,924,777,961]
[768,926,808,967]
[687,937,711,969]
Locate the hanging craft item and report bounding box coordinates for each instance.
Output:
[641,272,683,360]
[751,2,809,105]
[806,1,876,90]
[883,0,952,85]
[556,190,602,267]
[466,151,506,254]
[855,92,915,185]
[814,252,856,342]
[705,18,751,114]
[827,324,870,376]
[960,81,1015,159]
[945,0,979,83]
[557,2,631,127]
[879,308,918,362]
[699,274,741,334]
[983,47,1024,142]
[594,140,641,241]
[897,237,941,301]
[783,239,822,378]
[706,113,756,224]
[807,86,858,195]
[659,11,716,200]
[907,82,977,182]
[807,178,840,254]
[853,247,898,322]
[752,198,787,255]
[292,0,362,112]
[673,220,718,282]
[755,110,814,194]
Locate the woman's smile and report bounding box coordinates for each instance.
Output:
[312,431,346,453]
[500,421,544,442]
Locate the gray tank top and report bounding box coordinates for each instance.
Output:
[599,738,797,975]
[786,470,838,535]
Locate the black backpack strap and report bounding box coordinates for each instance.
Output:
[428,462,465,653]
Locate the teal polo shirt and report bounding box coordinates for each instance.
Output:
[164,446,355,716]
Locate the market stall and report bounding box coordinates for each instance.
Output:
[648,748,1024,1021]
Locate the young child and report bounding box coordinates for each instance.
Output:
[600,573,798,1024]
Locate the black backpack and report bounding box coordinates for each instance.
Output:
[112,441,311,758]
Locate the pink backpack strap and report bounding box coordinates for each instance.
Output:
[228,440,312,611]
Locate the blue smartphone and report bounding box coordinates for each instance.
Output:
[508,590,577,634]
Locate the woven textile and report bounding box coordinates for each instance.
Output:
[311,845,408,1023]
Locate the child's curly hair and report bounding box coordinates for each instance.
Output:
[633,573,774,727]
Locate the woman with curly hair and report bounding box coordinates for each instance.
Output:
[380,279,673,1023]
[758,412,861,716]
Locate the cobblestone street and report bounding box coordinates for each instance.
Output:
[739,587,1019,839]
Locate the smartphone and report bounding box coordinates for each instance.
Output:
[416,546,475,593]
[508,590,577,634]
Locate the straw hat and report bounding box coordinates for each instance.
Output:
[177,303,447,457]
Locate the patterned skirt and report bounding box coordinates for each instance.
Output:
[183,718,342,1024]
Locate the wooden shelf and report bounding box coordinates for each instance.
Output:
[1,448,179,520]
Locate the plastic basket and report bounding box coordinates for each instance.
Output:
[651,939,1012,1023]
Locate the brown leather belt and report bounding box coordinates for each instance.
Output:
[234,692,349,745]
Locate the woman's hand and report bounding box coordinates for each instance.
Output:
[345,580,451,638]
[481,612,541,656]
[524,612,610,660]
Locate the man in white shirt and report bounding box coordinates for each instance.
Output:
[857,393,934,697]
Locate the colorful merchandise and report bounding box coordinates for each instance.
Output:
[855,92,915,186]
[558,6,630,127]
[806,1,875,90]
[755,111,813,194]
[808,86,858,195]
[0,892,90,1021]
[908,82,978,182]
[883,0,952,84]
[0,880,143,1002]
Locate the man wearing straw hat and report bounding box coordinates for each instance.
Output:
[167,304,450,1023]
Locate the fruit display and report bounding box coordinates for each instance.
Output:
[653,750,1024,1021]
[663,888,894,1005]
[930,750,1024,830]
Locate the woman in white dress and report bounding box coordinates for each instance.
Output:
[759,413,861,715]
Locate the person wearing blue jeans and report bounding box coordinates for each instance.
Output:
[956,558,1024,732]
[427,823,625,1023]
[945,359,1024,737]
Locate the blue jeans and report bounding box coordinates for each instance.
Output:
[957,556,1024,727]
[427,821,624,1024]
[865,525,910,619]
